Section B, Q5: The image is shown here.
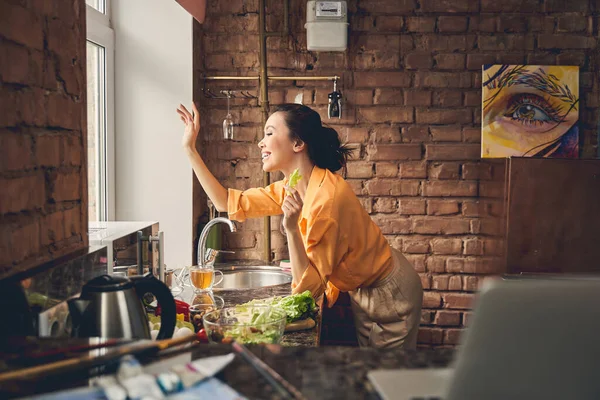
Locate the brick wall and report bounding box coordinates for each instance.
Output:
[194,0,599,346]
[0,1,88,280]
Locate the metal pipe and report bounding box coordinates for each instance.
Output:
[259,0,271,263]
[202,76,259,80]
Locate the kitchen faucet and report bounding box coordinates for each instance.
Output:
[197,217,236,268]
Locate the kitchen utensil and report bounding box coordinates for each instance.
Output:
[0,334,197,384]
[327,79,342,119]
[68,273,176,340]
[203,305,287,344]
[223,91,234,139]
[232,341,307,400]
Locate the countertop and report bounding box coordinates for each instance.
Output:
[0,338,454,399]
[175,282,319,347]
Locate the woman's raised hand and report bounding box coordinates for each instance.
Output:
[282,186,303,233]
[177,102,200,151]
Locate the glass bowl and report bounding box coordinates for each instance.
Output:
[202,304,287,345]
[189,295,224,332]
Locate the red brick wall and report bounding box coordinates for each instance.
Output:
[193,0,599,346]
[0,1,88,280]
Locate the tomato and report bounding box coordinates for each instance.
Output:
[197,328,208,343]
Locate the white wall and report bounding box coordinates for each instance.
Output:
[113,0,193,268]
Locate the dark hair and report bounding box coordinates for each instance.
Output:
[271,104,353,172]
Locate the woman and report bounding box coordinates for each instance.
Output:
[177,103,423,349]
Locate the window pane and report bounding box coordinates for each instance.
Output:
[86,0,105,13]
[87,41,107,222]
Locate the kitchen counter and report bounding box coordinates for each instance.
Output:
[0,338,454,399]
[175,283,320,347]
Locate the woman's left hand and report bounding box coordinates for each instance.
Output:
[282,186,303,233]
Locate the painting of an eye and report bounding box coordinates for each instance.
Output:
[503,93,561,126]
[481,64,579,159]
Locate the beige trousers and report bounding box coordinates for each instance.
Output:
[349,248,423,349]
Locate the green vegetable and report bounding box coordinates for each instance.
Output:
[239,291,317,324]
[286,168,302,195]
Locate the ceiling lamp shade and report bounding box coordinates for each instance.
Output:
[175,0,207,23]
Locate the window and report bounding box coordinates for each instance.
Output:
[86,1,115,221]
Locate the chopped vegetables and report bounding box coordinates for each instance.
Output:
[238,290,317,324]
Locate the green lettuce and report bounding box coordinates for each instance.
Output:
[286,168,302,195]
[240,290,317,324]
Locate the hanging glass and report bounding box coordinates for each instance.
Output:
[223,92,234,140]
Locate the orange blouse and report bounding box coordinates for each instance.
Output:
[227,166,393,306]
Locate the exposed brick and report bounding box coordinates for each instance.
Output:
[374,198,397,213]
[416,109,472,124]
[399,199,426,215]
[429,126,462,142]
[435,310,461,326]
[342,127,370,143]
[420,0,478,13]
[480,181,504,198]
[432,91,462,107]
[556,15,589,33]
[36,134,61,167]
[480,0,540,13]
[463,275,481,292]
[448,275,462,291]
[462,126,481,142]
[544,0,590,12]
[403,237,429,253]
[431,238,462,255]
[10,219,41,263]
[442,293,475,309]
[41,211,65,247]
[432,275,449,290]
[438,16,468,33]
[375,162,398,177]
[425,144,480,160]
[373,89,402,105]
[478,35,535,51]
[413,217,471,234]
[403,126,429,141]
[418,327,444,345]
[469,16,496,33]
[414,72,471,88]
[400,161,427,178]
[556,52,587,67]
[423,181,477,197]
[404,52,433,69]
[359,107,414,124]
[354,72,412,88]
[427,200,460,215]
[364,179,420,196]
[538,34,596,49]
[52,171,81,202]
[434,54,465,70]
[0,174,45,214]
[426,256,447,272]
[497,16,528,33]
[404,91,432,106]
[0,3,44,50]
[346,161,374,179]
[464,238,484,255]
[447,257,503,274]
[374,16,404,32]
[423,291,442,308]
[406,17,436,33]
[462,201,484,217]
[462,162,493,180]
[406,254,427,273]
[420,275,432,291]
[466,53,495,70]
[429,162,460,180]
[443,329,463,344]
[370,126,402,143]
[366,144,421,161]
[0,132,33,172]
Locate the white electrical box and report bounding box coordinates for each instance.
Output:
[305,1,348,52]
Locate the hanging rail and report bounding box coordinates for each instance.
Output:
[200,75,340,81]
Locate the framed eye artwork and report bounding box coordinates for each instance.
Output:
[481,65,579,159]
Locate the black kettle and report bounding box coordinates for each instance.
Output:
[68,273,176,340]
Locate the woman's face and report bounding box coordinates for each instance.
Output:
[258,112,297,173]
[482,65,579,158]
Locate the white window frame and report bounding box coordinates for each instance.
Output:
[86,2,116,221]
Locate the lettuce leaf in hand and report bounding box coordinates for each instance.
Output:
[286,168,302,195]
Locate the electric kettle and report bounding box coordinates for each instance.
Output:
[68,273,176,340]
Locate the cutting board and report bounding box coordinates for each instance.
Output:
[284,317,315,332]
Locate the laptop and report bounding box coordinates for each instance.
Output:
[368,278,600,400]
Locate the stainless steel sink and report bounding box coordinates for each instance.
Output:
[213,265,292,290]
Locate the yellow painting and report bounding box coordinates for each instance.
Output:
[482,65,579,158]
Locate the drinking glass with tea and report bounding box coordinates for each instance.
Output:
[189,266,223,292]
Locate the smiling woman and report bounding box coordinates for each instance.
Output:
[481,64,579,158]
